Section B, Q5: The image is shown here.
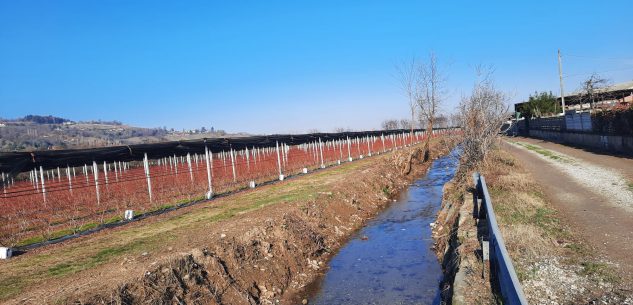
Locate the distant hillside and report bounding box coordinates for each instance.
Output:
[0,115,245,152]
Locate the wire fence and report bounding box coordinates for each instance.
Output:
[0,128,458,248]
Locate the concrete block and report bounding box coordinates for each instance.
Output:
[302,168,308,174]
[348,157,353,162]
[279,174,285,181]
[337,160,341,165]
[205,191,213,200]
[0,247,11,260]
[248,181,256,188]
[124,210,134,221]
[359,155,364,159]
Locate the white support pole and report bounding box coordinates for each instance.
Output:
[67,166,73,194]
[187,153,194,184]
[318,138,325,168]
[204,145,213,199]
[143,153,152,203]
[57,167,61,182]
[367,136,372,157]
[245,147,250,171]
[114,161,119,182]
[230,148,237,182]
[34,168,39,191]
[347,136,352,161]
[39,166,47,205]
[103,161,109,185]
[93,161,100,205]
[338,139,343,163]
[276,141,284,180]
[1,172,5,196]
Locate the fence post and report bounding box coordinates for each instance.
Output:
[276,141,284,180]
[319,138,325,168]
[92,161,100,205]
[143,153,152,203]
[204,145,213,199]
[67,166,73,194]
[187,153,194,184]
[230,148,237,182]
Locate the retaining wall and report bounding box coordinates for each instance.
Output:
[526,129,633,155]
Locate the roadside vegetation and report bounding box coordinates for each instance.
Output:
[435,143,629,304]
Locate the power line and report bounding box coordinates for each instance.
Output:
[565,54,633,61]
[563,66,633,79]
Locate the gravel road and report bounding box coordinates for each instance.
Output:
[504,138,633,283]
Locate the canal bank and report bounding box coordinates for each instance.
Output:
[303,149,460,305]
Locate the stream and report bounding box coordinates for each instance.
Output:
[307,150,460,305]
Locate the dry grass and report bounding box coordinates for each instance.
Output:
[482,147,620,287]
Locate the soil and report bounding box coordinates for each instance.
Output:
[503,139,633,282]
[0,141,452,304]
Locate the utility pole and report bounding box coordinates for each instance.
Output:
[558,49,566,115]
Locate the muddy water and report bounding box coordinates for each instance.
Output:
[308,151,459,305]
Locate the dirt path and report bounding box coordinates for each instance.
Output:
[503,139,633,282]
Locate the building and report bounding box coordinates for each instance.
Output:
[514,80,633,114]
[558,80,633,111]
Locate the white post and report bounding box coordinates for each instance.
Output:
[204,145,213,199]
[67,166,73,194]
[103,161,109,185]
[114,161,119,182]
[338,139,343,164]
[39,166,47,205]
[367,136,372,157]
[57,167,61,182]
[245,147,250,171]
[318,138,325,168]
[230,148,237,182]
[143,153,152,203]
[93,161,100,205]
[276,141,284,180]
[187,153,194,184]
[347,136,352,161]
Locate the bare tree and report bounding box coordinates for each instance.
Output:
[381,119,399,130]
[458,66,509,168]
[434,114,448,128]
[396,58,419,136]
[416,52,445,161]
[399,119,414,130]
[580,73,610,110]
[448,113,461,128]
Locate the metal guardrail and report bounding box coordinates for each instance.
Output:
[473,172,528,305]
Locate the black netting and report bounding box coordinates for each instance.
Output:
[0,129,434,176]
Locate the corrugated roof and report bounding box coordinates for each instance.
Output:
[568,80,633,96]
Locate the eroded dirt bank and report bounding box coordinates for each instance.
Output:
[0,140,453,305]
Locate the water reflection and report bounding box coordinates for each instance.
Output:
[309,150,460,305]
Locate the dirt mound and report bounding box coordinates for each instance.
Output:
[36,144,447,305]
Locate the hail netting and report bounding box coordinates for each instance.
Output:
[0,129,432,176]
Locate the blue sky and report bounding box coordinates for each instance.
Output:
[1,1,632,134]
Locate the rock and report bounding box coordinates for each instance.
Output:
[220,233,227,238]
[302,299,308,304]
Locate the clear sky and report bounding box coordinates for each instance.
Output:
[1,1,632,134]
